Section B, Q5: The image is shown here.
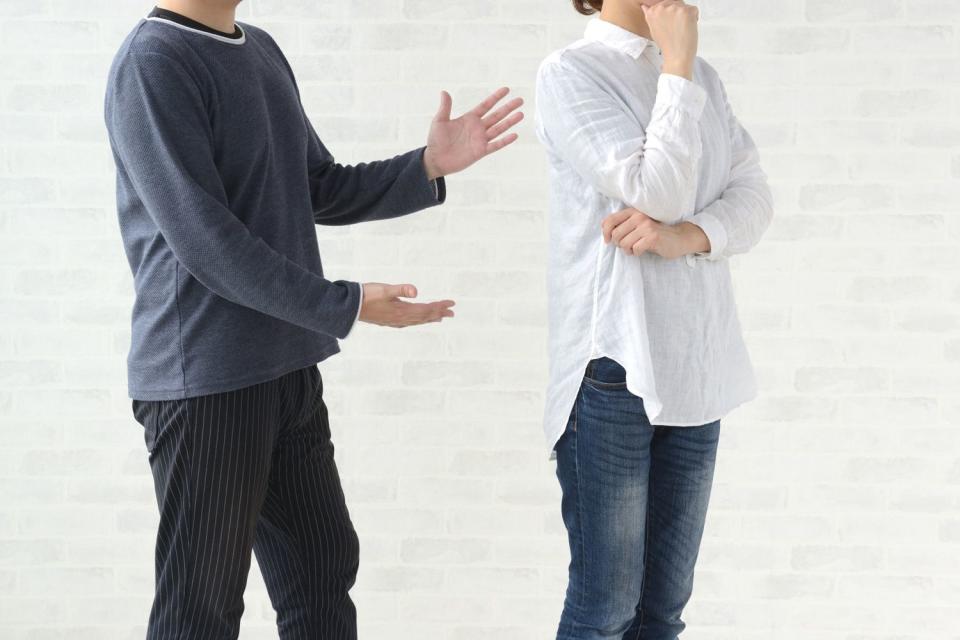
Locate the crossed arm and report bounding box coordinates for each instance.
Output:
[535,56,773,262]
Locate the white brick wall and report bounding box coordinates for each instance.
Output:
[1,0,959,637]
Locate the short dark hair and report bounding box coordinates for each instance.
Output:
[573,0,603,15]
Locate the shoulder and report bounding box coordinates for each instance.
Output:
[105,20,211,114]
[238,22,296,78]
[108,19,202,82]
[124,19,195,62]
[536,41,604,89]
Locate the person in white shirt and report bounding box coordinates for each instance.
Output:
[534,0,773,638]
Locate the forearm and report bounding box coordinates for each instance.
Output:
[309,140,444,226]
[676,221,710,255]
[174,214,363,338]
[686,157,773,260]
[615,75,707,223]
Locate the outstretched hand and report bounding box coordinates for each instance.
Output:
[358,283,455,329]
[422,87,524,180]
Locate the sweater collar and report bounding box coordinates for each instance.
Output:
[146,6,246,45]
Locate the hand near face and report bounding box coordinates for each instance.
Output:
[422,87,524,180]
[642,0,700,80]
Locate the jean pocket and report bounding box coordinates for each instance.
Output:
[582,357,628,390]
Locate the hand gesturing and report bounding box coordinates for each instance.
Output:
[422,87,524,180]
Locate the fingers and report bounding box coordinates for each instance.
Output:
[485,133,518,155]
[604,209,654,246]
[617,226,648,252]
[610,222,632,245]
[360,283,457,328]
[394,300,456,327]
[631,234,657,257]
[480,96,524,129]
[435,90,453,122]
[601,209,635,242]
[470,86,511,118]
[601,209,658,254]
[485,110,524,141]
[608,212,646,245]
[384,283,418,299]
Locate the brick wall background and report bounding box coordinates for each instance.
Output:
[1,0,959,638]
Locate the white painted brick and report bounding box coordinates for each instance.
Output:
[854,25,956,55]
[2,1,959,637]
[399,537,490,564]
[806,0,902,22]
[0,20,99,51]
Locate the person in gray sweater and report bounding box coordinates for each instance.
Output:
[103,2,523,638]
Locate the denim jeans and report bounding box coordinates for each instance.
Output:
[554,357,721,640]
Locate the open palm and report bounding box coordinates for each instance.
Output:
[423,87,524,180]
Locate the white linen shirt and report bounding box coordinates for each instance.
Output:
[535,17,774,454]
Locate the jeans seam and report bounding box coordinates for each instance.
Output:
[573,393,585,613]
[636,453,653,637]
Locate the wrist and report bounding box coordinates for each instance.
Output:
[679,221,710,255]
[662,56,694,81]
[423,146,441,181]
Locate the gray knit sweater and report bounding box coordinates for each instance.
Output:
[104,17,444,400]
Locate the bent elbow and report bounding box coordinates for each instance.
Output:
[652,203,686,225]
[620,164,697,225]
[622,192,686,224]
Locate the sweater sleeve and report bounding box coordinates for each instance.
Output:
[253,27,445,226]
[105,50,362,339]
[303,111,446,226]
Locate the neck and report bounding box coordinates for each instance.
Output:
[598,3,652,40]
[155,1,237,34]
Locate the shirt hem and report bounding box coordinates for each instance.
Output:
[128,344,341,401]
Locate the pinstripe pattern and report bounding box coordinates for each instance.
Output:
[132,364,359,640]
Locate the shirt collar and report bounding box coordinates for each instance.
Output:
[583,16,654,59]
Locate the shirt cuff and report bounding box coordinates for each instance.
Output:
[342,281,364,339]
[431,175,446,202]
[656,72,708,120]
[687,211,728,261]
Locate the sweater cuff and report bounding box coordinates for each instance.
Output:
[413,146,446,206]
[339,281,364,339]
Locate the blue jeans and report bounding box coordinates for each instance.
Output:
[554,357,720,640]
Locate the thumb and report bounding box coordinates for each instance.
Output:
[386,283,418,299]
[435,90,452,122]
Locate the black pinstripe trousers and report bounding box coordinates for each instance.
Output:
[132,364,359,640]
